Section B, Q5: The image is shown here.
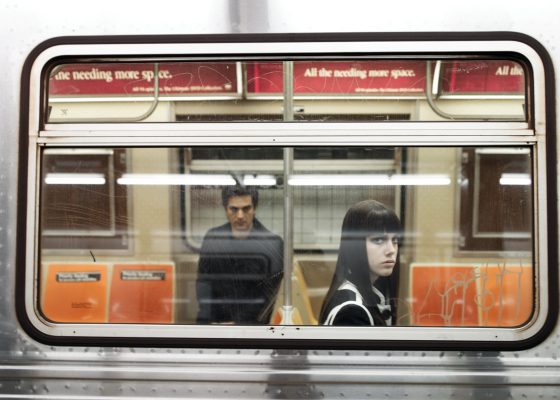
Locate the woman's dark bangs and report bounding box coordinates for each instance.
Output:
[365,208,402,235]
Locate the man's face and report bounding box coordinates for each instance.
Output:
[225,195,256,238]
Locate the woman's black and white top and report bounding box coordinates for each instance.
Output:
[322,280,392,326]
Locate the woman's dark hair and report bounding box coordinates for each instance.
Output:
[318,200,402,324]
[221,185,259,208]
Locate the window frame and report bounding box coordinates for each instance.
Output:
[17,33,557,349]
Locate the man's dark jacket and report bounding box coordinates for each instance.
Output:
[196,218,283,324]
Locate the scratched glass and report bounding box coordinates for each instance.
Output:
[45,59,527,123]
[38,146,533,327]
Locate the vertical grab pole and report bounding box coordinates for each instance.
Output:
[281,61,295,324]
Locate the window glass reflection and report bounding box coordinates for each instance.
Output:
[38,146,533,327]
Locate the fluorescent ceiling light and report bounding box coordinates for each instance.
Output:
[45,173,106,185]
[117,173,236,186]
[243,174,277,186]
[500,173,531,186]
[288,174,450,186]
[44,149,114,155]
[475,148,530,155]
[390,174,451,186]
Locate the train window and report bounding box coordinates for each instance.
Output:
[37,145,534,328]
[21,38,552,347]
[46,59,527,123]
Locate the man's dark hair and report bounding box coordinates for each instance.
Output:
[221,185,259,208]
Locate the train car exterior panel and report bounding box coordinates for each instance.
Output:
[1,1,560,398]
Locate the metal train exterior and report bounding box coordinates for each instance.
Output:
[2,0,560,398]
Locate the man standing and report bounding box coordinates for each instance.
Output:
[196,186,283,324]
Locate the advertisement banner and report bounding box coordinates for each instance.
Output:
[440,61,525,95]
[247,61,427,96]
[49,63,239,97]
[49,61,525,98]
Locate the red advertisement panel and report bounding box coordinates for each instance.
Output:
[48,60,525,98]
[246,62,284,94]
[247,61,427,96]
[440,60,525,95]
[49,63,239,97]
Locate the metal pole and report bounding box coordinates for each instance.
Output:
[282,61,294,322]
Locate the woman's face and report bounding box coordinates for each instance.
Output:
[366,233,399,283]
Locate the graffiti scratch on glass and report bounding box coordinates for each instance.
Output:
[399,263,532,327]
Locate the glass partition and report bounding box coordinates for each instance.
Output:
[38,145,534,327]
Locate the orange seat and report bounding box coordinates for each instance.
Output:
[478,264,533,326]
[108,263,175,323]
[270,263,317,325]
[41,263,109,323]
[410,263,532,327]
